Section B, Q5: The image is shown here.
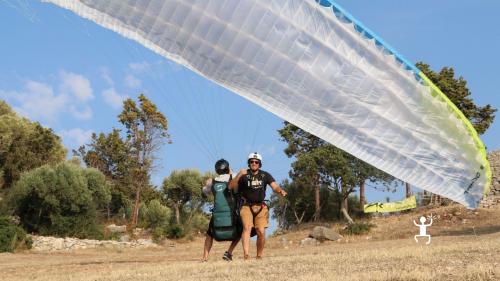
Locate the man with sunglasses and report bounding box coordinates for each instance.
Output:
[229,152,287,260]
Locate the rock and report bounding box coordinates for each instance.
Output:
[481,151,500,208]
[119,234,130,242]
[132,228,143,237]
[280,237,289,249]
[51,238,64,250]
[300,237,319,247]
[29,235,159,252]
[309,226,343,241]
[106,224,127,233]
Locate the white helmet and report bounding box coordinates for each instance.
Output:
[247,152,262,167]
[248,152,262,161]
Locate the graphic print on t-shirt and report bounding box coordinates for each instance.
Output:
[249,176,263,190]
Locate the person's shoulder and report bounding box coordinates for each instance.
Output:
[260,170,275,182]
[259,170,271,176]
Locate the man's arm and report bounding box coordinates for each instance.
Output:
[229,168,247,190]
[270,181,287,197]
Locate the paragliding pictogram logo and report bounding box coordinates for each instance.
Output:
[413,215,433,244]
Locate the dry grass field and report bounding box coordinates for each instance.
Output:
[1,205,500,281]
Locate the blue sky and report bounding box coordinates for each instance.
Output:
[0,0,499,207]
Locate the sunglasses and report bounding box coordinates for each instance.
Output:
[249,160,260,164]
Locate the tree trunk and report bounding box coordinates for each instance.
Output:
[174,203,180,225]
[278,202,288,229]
[293,208,306,225]
[405,182,412,198]
[359,181,366,210]
[341,183,354,224]
[187,201,203,224]
[341,196,354,224]
[131,182,142,227]
[313,174,321,222]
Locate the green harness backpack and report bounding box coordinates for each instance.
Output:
[210,178,242,241]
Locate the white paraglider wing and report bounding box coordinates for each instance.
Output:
[45,0,490,208]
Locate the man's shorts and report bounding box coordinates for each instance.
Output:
[240,204,269,228]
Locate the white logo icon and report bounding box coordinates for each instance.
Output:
[414,215,433,245]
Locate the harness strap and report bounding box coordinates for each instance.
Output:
[241,197,267,216]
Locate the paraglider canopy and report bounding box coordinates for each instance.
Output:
[44,0,490,208]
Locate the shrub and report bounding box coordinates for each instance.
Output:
[0,216,32,252]
[140,199,172,229]
[188,212,210,233]
[341,221,375,235]
[151,227,166,243]
[166,224,185,239]
[6,162,111,239]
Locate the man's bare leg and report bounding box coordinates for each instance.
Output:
[202,234,213,261]
[256,227,266,258]
[242,225,252,259]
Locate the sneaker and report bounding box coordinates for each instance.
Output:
[222,251,233,261]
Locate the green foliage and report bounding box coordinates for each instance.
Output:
[75,130,135,214]
[277,122,394,225]
[166,224,185,239]
[188,212,210,233]
[416,62,496,135]
[162,169,205,225]
[0,101,66,189]
[75,94,171,225]
[0,169,4,189]
[0,216,32,252]
[151,227,166,243]
[271,181,364,228]
[6,162,111,239]
[340,221,375,235]
[139,199,172,229]
[271,180,315,228]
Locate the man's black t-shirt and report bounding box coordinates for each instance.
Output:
[238,169,275,203]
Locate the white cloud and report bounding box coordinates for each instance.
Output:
[124,74,141,89]
[69,105,93,120]
[102,87,128,110]
[59,71,94,102]
[0,71,95,124]
[58,128,93,148]
[128,61,151,73]
[0,80,68,122]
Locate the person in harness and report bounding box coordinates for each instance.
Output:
[229,152,287,260]
[202,159,241,262]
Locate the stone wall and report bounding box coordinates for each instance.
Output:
[30,235,159,252]
[481,150,500,208]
